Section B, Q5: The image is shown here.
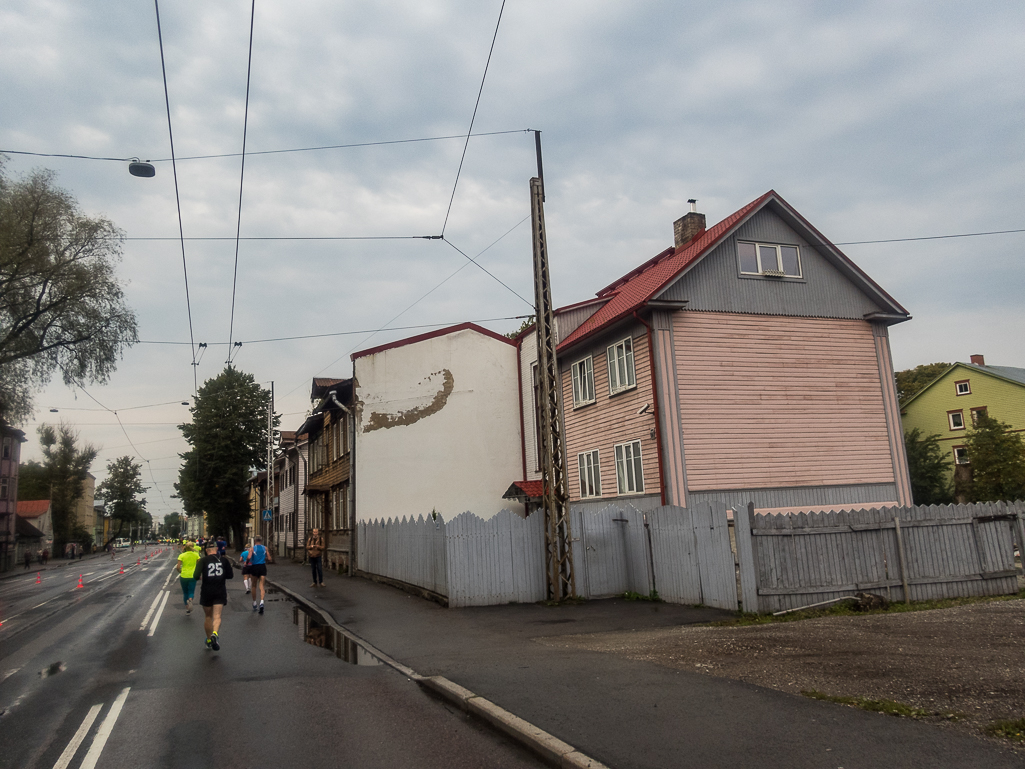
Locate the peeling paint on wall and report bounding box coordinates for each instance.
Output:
[364,369,454,432]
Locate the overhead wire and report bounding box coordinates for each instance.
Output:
[227,0,258,361]
[153,0,199,395]
[440,0,506,238]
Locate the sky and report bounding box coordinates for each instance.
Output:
[2,0,1023,523]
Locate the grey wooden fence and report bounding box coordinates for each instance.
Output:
[734,501,1025,614]
[571,503,738,611]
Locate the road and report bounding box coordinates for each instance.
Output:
[0,550,544,769]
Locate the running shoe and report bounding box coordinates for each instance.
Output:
[205,637,213,650]
[252,602,258,612]
[211,632,220,651]
[259,603,264,615]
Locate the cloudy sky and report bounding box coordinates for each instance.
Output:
[2,1,1023,522]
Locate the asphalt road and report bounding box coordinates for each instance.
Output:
[0,551,544,769]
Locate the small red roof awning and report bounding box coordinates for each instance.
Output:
[503,481,543,501]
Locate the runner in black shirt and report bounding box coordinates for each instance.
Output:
[195,540,234,651]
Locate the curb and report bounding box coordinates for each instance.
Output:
[268,577,608,769]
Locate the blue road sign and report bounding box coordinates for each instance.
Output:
[262,509,273,521]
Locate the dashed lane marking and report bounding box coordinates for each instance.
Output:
[78,687,130,769]
[146,592,170,637]
[51,703,102,769]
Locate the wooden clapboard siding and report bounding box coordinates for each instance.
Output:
[562,331,660,502]
[675,312,895,491]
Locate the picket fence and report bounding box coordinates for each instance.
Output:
[357,503,739,609]
[734,501,1025,614]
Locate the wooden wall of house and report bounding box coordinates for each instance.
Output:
[674,311,897,493]
[562,328,661,503]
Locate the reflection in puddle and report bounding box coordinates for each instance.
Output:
[293,604,381,665]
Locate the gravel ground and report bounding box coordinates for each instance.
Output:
[536,598,1025,751]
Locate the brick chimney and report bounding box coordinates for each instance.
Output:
[970,354,985,366]
[673,199,705,249]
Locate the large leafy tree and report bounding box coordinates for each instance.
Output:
[0,160,138,424]
[177,367,276,548]
[895,362,950,404]
[37,422,97,549]
[163,513,182,539]
[903,428,953,506]
[962,413,1025,503]
[16,458,50,500]
[96,456,148,544]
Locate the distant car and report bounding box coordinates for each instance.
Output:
[114,538,130,548]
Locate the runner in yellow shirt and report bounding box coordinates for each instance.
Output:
[176,542,201,614]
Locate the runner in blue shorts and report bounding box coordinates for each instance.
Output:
[247,535,268,614]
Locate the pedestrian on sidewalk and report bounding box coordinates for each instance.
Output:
[306,528,325,587]
[23,550,32,569]
[247,535,268,614]
[195,540,233,651]
[41,548,49,565]
[177,541,201,614]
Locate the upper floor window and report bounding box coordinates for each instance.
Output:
[571,357,595,407]
[607,337,636,395]
[970,407,988,427]
[0,477,7,500]
[955,380,970,396]
[738,241,802,278]
[953,446,970,465]
[614,440,644,495]
[578,450,601,498]
[948,410,965,431]
[2,437,10,459]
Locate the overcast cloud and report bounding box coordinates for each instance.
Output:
[2,1,1022,521]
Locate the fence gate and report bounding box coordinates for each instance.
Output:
[571,505,651,598]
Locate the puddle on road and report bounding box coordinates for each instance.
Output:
[39,661,65,678]
[291,603,381,666]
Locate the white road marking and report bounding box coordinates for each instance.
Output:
[51,703,102,769]
[79,687,130,769]
[147,591,170,637]
[1,667,21,684]
[138,589,165,631]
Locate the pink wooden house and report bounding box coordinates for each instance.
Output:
[517,191,913,516]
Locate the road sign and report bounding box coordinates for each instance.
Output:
[262,509,273,521]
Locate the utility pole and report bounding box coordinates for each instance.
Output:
[266,381,274,546]
[529,131,575,601]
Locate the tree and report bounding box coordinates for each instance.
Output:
[16,458,50,500]
[177,367,276,548]
[894,362,950,404]
[163,513,182,540]
[96,456,147,544]
[903,428,953,505]
[0,160,138,425]
[962,413,1025,503]
[37,422,97,549]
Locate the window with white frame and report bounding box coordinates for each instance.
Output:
[955,380,970,396]
[948,410,965,430]
[614,440,644,494]
[571,357,596,407]
[607,337,636,394]
[578,450,601,498]
[953,446,969,465]
[970,407,988,427]
[738,241,802,277]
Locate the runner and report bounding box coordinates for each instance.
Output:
[216,535,227,557]
[195,540,234,650]
[247,535,268,614]
[176,540,201,614]
[240,544,251,594]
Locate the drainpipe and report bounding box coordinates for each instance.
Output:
[516,335,528,483]
[328,390,356,576]
[632,310,667,506]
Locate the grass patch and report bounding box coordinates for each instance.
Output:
[717,588,1025,627]
[985,718,1025,742]
[621,590,661,602]
[801,690,931,718]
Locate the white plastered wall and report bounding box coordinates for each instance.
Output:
[354,328,524,521]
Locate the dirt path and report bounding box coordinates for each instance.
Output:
[536,599,1025,750]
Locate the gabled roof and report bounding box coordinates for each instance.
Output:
[312,378,348,402]
[557,190,910,353]
[901,361,1025,410]
[17,499,50,518]
[351,322,515,362]
[502,480,544,501]
[16,516,45,538]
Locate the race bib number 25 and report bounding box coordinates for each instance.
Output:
[207,561,223,577]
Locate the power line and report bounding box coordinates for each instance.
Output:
[834,228,1025,245]
[0,129,529,164]
[122,234,440,241]
[441,0,507,237]
[227,0,257,360]
[153,0,199,395]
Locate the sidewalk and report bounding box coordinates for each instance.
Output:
[266,559,1021,769]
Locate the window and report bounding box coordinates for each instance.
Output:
[955,380,970,396]
[0,478,7,500]
[614,441,644,494]
[571,357,596,407]
[607,338,636,394]
[2,437,10,459]
[738,241,802,277]
[578,450,601,498]
[948,410,965,430]
[970,407,988,427]
[953,446,969,465]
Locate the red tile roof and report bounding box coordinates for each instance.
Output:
[558,193,771,352]
[503,480,544,500]
[17,499,50,518]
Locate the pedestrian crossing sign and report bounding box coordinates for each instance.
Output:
[262,509,272,521]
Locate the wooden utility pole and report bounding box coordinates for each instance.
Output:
[529,131,575,600]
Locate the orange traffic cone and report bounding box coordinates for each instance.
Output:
[76,575,84,588]
[119,564,124,574]
[137,558,141,566]
[36,572,41,584]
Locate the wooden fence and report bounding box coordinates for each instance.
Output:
[734,501,1025,614]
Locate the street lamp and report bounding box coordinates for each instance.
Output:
[128,159,156,178]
